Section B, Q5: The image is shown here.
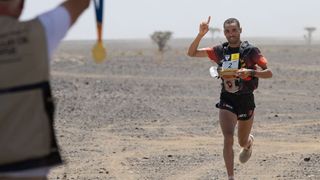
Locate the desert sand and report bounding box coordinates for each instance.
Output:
[48,39,320,180]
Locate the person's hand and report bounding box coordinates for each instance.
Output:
[199,16,211,37]
[236,68,253,79]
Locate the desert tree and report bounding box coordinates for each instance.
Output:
[209,27,221,42]
[304,27,316,45]
[151,31,172,52]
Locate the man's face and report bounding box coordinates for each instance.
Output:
[224,22,242,45]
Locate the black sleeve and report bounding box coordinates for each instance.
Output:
[213,44,224,61]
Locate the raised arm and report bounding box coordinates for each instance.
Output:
[187,16,211,57]
[61,0,90,26]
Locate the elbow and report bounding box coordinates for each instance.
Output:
[187,50,196,57]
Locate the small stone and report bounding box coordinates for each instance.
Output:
[304,157,311,162]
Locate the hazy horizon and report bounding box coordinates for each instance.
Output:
[60,37,320,47]
[21,0,320,41]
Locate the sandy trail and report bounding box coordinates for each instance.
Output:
[48,41,320,180]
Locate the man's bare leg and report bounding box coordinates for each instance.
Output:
[237,114,254,149]
[219,109,238,178]
[238,114,254,164]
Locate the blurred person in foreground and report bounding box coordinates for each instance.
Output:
[0,0,90,179]
[188,16,272,180]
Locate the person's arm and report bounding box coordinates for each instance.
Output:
[37,6,70,59]
[237,56,273,79]
[61,0,90,26]
[252,62,273,79]
[187,16,211,57]
[37,0,90,59]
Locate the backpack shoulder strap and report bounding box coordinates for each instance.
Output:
[240,41,254,59]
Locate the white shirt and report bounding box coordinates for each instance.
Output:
[38,5,71,60]
[0,6,71,178]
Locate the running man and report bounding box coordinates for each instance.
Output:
[188,17,272,180]
[0,0,90,179]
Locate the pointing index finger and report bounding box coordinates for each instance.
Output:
[206,16,211,24]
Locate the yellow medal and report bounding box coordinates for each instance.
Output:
[92,0,106,63]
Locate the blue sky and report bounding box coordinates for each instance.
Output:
[21,0,320,40]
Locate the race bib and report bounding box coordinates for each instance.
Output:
[221,53,240,93]
[222,53,240,70]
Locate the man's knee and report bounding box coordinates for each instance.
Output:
[223,134,234,145]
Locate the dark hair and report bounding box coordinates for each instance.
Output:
[223,18,241,28]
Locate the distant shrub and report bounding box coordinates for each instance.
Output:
[150,31,172,52]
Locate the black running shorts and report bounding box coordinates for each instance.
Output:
[216,92,255,121]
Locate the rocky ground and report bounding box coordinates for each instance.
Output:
[48,39,320,180]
